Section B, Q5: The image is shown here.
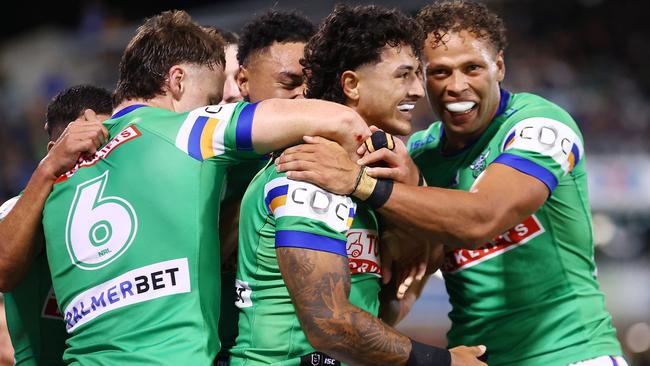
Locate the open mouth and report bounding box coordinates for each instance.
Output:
[397,103,416,113]
[445,101,477,115]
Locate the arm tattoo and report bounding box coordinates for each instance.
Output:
[277,248,411,366]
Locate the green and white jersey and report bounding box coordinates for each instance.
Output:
[231,163,369,366]
[0,196,67,366]
[42,102,261,365]
[408,90,621,366]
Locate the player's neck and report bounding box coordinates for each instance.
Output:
[113,96,174,115]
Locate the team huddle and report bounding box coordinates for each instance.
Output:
[0,1,626,366]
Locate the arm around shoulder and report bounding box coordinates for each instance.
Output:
[250,99,370,158]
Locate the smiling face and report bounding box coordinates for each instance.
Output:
[238,41,306,103]
[423,30,505,147]
[350,45,424,136]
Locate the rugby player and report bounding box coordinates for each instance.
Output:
[231,5,485,366]
[0,85,113,365]
[236,10,315,101]
[216,12,316,365]
[218,30,243,105]
[39,10,370,365]
[277,1,625,365]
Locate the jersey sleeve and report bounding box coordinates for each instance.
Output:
[0,195,20,221]
[174,102,261,163]
[492,116,584,193]
[407,122,441,158]
[264,175,356,257]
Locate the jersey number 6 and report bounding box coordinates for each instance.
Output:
[65,171,138,270]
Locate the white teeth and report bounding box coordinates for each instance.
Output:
[446,101,476,113]
[398,104,415,112]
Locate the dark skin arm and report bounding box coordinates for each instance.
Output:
[277,247,411,366]
[0,113,108,290]
[277,247,487,366]
[378,164,548,248]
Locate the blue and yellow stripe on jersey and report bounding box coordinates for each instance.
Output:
[568,143,581,171]
[187,115,222,160]
[347,207,356,228]
[265,184,288,214]
[503,131,516,150]
[175,102,258,161]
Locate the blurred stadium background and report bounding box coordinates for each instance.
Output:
[0,0,647,364]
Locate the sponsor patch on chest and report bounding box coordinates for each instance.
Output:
[63,258,190,332]
[442,215,544,273]
[346,229,381,277]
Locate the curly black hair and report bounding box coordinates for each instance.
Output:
[302,4,424,104]
[417,0,507,51]
[237,10,316,66]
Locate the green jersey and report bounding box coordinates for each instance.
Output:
[0,196,67,366]
[42,102,261,365]
[218,159,269,364]
[345,201,381,318]
[408,90,621,366]
[231,163,379,366]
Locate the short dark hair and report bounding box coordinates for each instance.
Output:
[417,0,507,52]
[45,85,113,141]
[113,10,225,105]
[237,10,316,66]
[302,4,424,103]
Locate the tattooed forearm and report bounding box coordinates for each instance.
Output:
[277,248,411,366]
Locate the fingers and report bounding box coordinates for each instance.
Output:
[284,170,319,184]
[280,144,317,158]
[474,345,487,356]
[276,160,318,174]
[415,261,427,281]
[365,166,401,180]
[396,268,416,299]
[358,148,398,167]
[276,151,320,166]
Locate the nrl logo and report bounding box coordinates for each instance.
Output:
[469,148,490,178]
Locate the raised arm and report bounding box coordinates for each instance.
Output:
[251,99,371,158]
[0,118,107,290]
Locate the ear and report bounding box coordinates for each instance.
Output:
[495,50,505,82]
[167,65,186,100]
[236,66,250,99]
[341,70,360,104]
[47,141,55,152]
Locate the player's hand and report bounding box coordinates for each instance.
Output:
[378,278,420,326]
[359,131,420,185]
[276,136,361,195]
[449,345,487,366]
[38,109,108,180]
[380,224,427,288]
